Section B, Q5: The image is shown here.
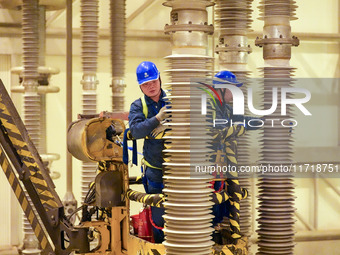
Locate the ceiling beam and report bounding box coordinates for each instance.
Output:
[46,0,79,27]
[46,9,65,27]
[126,0,155,25]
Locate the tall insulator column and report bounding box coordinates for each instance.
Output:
[255,1,299,254]
[11,2,61,176]
[21,0,41,252]
[214,0,254,240]
[80,0,99,201]
[163,1,214,254]
[110,0,126,112]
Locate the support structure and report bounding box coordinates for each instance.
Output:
[63,0,77,224]
[0,80,89,255]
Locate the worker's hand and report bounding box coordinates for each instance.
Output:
[156,106,167,122]
[150,124,167,137]
[99,111,107,118]
[99,111,129,120]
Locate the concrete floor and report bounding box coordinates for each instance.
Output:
[249,240,340,255]
[2,239,340,255]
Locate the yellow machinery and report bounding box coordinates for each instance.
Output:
[0,79,247,255]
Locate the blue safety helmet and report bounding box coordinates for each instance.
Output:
[136,61,160,85]
[214,70,243,87]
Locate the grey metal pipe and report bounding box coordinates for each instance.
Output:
[63,0,77,220]
[294,230,340,242]
[66,0,73,193]
[251,230,340,242]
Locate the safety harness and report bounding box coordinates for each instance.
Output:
[122,96,166,193]
[212,123,247,240]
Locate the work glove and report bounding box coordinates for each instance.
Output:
[156,106,167,122]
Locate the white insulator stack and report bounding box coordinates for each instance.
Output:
[215,0,254,240]
[162,1,214,254]
[80,0,99,201]
[255,1,299,254]
[22,0,39,92]
[10,3,61,173]
[21,0,41,252]
[110,0,126,112]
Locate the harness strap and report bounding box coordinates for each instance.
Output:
[142,157,162,170]
[140,96,148,119]
[123,129,137,166]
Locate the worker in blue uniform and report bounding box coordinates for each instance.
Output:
[128,61,167,243]
[211,71,261,243]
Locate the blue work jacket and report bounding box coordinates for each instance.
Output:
[128,90,167,169]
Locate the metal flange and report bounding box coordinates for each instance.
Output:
[255,36,300,47]
[11,66,60,93]
[215,44,252,54]
[163,0,214,9]
[11,86,60,94]
[165,23,214,34]
[12,66,60,75]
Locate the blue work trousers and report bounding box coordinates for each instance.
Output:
[145,166,164,243]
